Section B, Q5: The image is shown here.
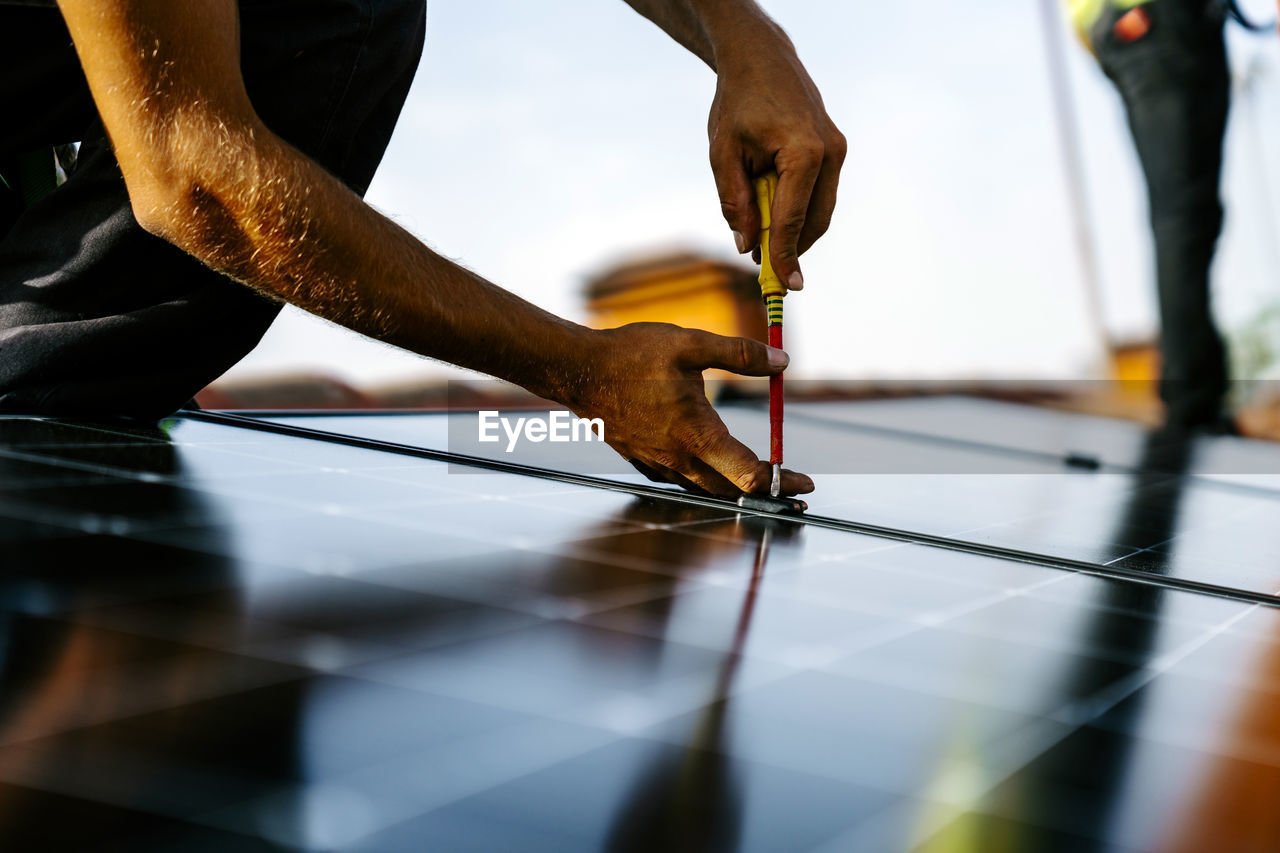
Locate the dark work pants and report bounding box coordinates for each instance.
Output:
[0,0,426,420]
[1093,0,1230,427]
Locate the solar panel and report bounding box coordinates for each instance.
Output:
[2,405,1279,851]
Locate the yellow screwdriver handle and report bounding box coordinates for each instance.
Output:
[754,172,786,299]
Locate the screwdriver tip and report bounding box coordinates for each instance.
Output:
[770,463,781,498]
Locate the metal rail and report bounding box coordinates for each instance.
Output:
[185,410,1280,610]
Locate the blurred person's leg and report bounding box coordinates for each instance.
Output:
[0,0,426,420]
[1093,0,1230,428]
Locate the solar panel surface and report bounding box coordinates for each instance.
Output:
[2,401,1279,851]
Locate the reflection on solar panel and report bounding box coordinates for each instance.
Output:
[2,399,1279,851]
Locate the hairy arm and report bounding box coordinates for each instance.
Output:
[622,0,846,289]
[55,0,812,497]
[57,0,592,399]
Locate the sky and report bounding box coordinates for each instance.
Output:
[217,0,1280,387]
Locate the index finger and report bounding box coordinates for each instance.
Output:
[797,151,843,257]
[769,150,821,290]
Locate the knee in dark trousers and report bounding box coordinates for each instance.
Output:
[0,0,426,420]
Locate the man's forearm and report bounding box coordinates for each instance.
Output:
[58,0,597,402]
[149,122,596,402]
[620,0,790,72]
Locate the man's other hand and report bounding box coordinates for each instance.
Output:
[708,23,845,292]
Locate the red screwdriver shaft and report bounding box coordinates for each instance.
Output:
[755,173,786,497]
[768,303,784,470]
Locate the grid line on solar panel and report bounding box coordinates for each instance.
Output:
[192,714,624,849]
[0,417,172,444]
[0,625,309,750]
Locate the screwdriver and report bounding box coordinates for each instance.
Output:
[754,172,785,498]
